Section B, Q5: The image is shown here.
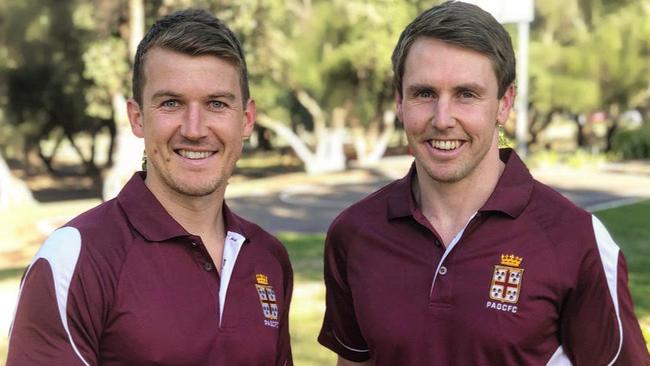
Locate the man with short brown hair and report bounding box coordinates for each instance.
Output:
[318,2,649,365]
[8,9,293,365]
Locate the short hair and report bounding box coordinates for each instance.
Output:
[391,1,516,99]
[132,9,249,106]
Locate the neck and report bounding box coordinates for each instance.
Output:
[413,149,504,245]
[146,179,226,237]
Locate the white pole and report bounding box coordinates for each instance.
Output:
[516,21,530,158]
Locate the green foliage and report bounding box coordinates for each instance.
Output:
[498,128,514,148]
[526,0,650,151]
[612,122,650,159]
[83,37,129,119]
[286,0,415,124]
[211,0,424,130]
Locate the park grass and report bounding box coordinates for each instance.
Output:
[1,201,648,365]
[280,233,336,365]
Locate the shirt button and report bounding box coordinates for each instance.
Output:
[203,262,214,272]
[190,241,198,248]
[438,266,448,275]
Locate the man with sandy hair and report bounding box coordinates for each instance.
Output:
[8,9,293,365]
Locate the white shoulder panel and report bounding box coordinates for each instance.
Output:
[591,215,623,366]
[13,226,90,366]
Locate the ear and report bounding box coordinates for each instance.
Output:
[496,84,516,125]
[127,98,145,138]
[395,91,404,124]
[242,99,257,139]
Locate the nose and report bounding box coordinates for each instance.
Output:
[180,103,208,140]
[431,96,455,130]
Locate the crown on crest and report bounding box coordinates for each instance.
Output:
[500,254,523,267]
[256,273,269,285]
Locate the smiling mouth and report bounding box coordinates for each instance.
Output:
[176,149,215,160]
[428,140,462,151]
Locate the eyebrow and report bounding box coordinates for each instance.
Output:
[150,90,237,101]
[454,82,487,94]
[151,90,182,100]
[206,92,237,101]
[405,82,488,94]
[405,83,434,92]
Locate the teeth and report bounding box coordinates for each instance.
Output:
[431,140,460,150]
[178,150,213,159]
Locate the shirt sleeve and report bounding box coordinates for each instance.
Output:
[560,216,650,365]
[276,245,294,366]
[7,227,106,366]
[318,218,371,362]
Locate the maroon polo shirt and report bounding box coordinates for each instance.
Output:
[319,148,649,365]
[8,172,293,366]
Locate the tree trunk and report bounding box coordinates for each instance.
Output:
[353,110,395,167]
[256,113,346,174]
[102,93,143,200]
[256,90,348,174]
[102,0,144,200]
[604,120,620,152]
[570,114,587,148]
[0,153,35,209]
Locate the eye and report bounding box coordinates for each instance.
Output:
[210,100,226,109]
[415,89,435,99]
[161,99,179,108]
[458,90,478,99]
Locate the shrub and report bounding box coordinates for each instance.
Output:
[612,122,650,159]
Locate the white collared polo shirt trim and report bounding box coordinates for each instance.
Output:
[218,231,246,325]
[430,212,477,294]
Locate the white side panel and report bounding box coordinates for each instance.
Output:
[546,345,573,365]
[10,226,90,366]
[591,215,623,366]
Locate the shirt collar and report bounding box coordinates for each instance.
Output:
[386,148,533,220]
[479,148,533,218]
[117,172,247,241]
[386,162,418,220]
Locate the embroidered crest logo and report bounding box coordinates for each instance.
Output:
[255,273,279,328]
[489,254,524,304]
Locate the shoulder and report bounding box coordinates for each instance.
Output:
[235,213,291,265]
[527,179,593,234]
[67,198,134,248]
[26,199,132,309]
[526,179,617,273]
[330,178,401,233]
[43,198,134,276]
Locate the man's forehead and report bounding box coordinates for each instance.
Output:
[403,38,497,83]
[143,46,238,70]
[141,47,241,91]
